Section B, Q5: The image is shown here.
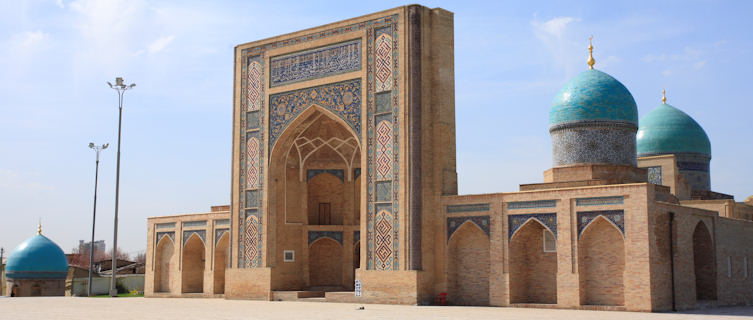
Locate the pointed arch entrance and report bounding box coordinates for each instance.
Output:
[509,219,557,304]
[268,105,362,291]
[154,236,174,293]
[447,221,490,306]
[692,221,716,301]
[182,234,205,293]
[214,232,229,294]
[578,217,625,306]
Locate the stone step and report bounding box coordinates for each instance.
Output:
[324,291,359,303]
[298,297,327,303]
[272,291,325,301]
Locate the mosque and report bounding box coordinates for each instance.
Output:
[144,5,753,311]
[3,224,69,296]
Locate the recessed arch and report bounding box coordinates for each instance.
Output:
[182,233,205,293]
[308,237,343,288]
[509,218,557,304]
[578,216,625,306]
[154,236,174,293]
[692,220,716,301]
[272,104,362,158]
[213,232,230,294]
[448,220,488,243]
[510,217,556,242]
[307,172,345,225]
[579,214,625,240]
[447,221,490,306]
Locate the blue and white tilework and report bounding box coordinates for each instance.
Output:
[446,203,490,213]
[507,200,557,210]
[508,213,557,239]
[576,196,624,206]
[447,216,490,241]
[577,210,625,236]
[183,230,206,245]
[270,39,361,87]
[308,231,344,246]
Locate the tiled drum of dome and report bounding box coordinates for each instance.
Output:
[551,126,637,166]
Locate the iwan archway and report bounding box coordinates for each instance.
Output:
[267,106,362,292]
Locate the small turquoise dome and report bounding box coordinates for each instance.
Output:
[6,234,69,279]
[550,69,638,127]
[637,103,711,156]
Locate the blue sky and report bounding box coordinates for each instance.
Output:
[1,0,751,255]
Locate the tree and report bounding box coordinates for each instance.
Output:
[103,247,130,261]
[133,252,146,264]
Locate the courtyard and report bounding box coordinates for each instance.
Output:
[0,297,751,319]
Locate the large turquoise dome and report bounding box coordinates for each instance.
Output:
[637,103,711,156]
[6,233,69,279]
[549,69,638,127]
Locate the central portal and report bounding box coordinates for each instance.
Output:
[268,106,361,292]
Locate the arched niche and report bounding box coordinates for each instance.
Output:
[447,221,490,306]
[154,235,174,293]
[182,234,205,293]
[308,238,343,288]
[214,232,230,294]
[578,216,625,306]
[509,219,557,304]
[692,221,716,301]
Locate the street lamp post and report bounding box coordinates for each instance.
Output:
[87,142,108,297]
[107,77,135,297]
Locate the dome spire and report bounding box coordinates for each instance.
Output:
[662,88,667,104]
[587,35,595,70]
[38,219,42,235]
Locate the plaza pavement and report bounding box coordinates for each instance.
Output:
[1,297,752,319]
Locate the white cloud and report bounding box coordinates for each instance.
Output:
[693,60,707,69]
[147,35,175,54]
[10,30,49,51]
[532,17,579,39]
[531,16,583,78]
[55,0,64,8]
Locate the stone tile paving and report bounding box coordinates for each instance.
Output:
[0,297,752,320]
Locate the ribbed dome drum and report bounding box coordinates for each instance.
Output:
[549,69,639,167]
[637,102,712,191]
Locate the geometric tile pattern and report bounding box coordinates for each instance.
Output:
[446,203,490,213]
[447,215,490,241]
[375,120,393,180]
[507,200,557,210]
[308,231,344,246]
[155,231,174,245]
[577,210,625,237]
[247,61,262,111]
[155,222,175,230]
[269,79,362,150]
[375,33,392,92]
[246,136,260,189]
[375,181,392,202]
[647,166,662,185]
[508,213,557,239]
[215,229,228,247]
[551,124,637,167]
[183,220,207,228]
[270,39,361,88]
[374,205,394,270]
[244,214,262,268]
[183,230,206,245]
[576,196,624,206]
[306,169,345,183]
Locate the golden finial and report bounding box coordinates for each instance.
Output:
[37,219,42,235]
[662,88,667,104]
[587,35,595,70]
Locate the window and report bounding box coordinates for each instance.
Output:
[543,229,556,252]
[284,250,295,262]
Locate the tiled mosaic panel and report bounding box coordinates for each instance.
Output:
[308,231,344,246]
[508,213,557,239]
[375,33,393,92]
[446,203,490,213]
[183,230,206,245]
[247,111,260,130]
[246,132,260,189]
[375,92,391,113]
[244,211,262,268]
[269,79,361,149]
[247,59,262,112]
[577,210,625,237]
[507,200,557,210]
[215,219,230,226]
[375,116,393,181]
[183,220,207,228]
[447,216,490,241]
[551,126,636,166]
[576,196,624,206]
[373,203,395,270]
[647,166,662,185]
[155,222,175,230]
[245,190,259,208]
[375,181,392,202]
[270,39,361,88]
[155,231,174,245]
[215,229,228,246]
[306,169,345,182]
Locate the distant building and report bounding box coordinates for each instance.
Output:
[77,240,105,255]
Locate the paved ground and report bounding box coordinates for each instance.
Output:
[1,297,752,320]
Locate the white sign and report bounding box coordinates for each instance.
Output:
[354,280,362,297]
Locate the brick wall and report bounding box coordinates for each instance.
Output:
[447,222,490,305]
[309,238,343,287]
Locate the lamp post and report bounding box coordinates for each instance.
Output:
[87,142,108,297]
[107,77,135,297]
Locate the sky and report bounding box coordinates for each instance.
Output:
[1,0,751,256]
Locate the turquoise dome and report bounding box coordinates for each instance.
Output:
[637,103,711,156]
[550,69,638,127]
[5,234,69,279]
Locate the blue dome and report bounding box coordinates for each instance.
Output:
[6,234,69,279]
[637,103,711,156]
[550,69,638,127]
